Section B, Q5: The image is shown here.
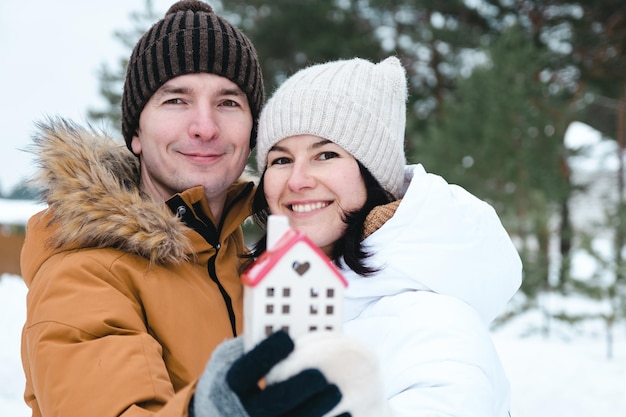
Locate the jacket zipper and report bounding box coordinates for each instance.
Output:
[166,183,254,338]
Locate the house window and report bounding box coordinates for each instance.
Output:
[327,288,335,298]
[265,325,273,336]
[266,287,275,297]
[326,305,334,315]
[309,325,318,331]
[282,288,291,297]
[266,304,274,314]
[310,287,319,298]
[282,304,290,314]
[281,325,290,332]
[310,304,319,315]
[325,325,334,331]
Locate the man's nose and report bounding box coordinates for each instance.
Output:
[189,107,219,140]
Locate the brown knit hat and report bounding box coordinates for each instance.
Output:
[121,0,265,152]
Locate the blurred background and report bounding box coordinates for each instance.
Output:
[1,1,625,416]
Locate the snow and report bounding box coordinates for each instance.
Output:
[0,275,29,417]
[565,121,620,173]
[0,200,46,226]
[2,273,624,417]
[493,309,626,416]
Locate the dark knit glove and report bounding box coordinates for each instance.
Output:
[227,331,349,417]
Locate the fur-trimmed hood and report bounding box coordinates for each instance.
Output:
[25,117,192,265]
[22,118,253,279]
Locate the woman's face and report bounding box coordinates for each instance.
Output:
[263,135,367,255]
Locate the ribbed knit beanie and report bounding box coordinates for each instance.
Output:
[256,57,407,198]
[121,0,265,151]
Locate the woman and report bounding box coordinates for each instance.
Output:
[250,56,522,416]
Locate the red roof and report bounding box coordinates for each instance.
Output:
[241,229,348,287]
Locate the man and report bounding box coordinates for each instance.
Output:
[20,1,367,416]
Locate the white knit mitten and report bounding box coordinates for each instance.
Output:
[266,332,392,417]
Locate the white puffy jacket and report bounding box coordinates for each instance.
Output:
[341,164,522,416]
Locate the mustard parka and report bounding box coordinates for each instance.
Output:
[20,119,255,417]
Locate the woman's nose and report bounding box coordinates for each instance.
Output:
[287,162,316,191]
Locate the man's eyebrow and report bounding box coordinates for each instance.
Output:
[154,85,192,97]
[153,86,246,97]
[219,87,247,97]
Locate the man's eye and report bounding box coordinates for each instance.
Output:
[164,98,184,105]
[221,99,240,107]
[318,151,338,161]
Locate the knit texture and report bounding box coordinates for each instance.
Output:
[256,56,407,198]
[362,200,401,240]
[193,337,249,417]
[121,0,264,150]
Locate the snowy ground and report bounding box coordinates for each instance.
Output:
[1,275,30,417]
[493,310,626,416]
[1,273,625,417]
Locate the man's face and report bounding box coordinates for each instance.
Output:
[131,73,253,205]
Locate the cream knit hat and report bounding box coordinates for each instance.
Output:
[256,56,407,198]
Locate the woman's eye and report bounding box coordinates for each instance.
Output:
[318,151,338,161]
[269,156,292,166]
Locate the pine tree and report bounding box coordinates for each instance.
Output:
[87,0,161,137]
[421,26,574,297]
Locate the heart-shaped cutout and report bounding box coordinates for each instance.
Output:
[292,261,310,276]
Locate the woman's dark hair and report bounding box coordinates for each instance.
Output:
[249,161,395,276]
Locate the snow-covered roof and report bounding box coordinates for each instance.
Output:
[0,199,46,226]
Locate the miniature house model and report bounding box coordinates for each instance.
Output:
[242,216,347,351]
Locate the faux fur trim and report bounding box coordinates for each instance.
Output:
[27,118,192,265]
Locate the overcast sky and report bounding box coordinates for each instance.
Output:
[0,0,174,194]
